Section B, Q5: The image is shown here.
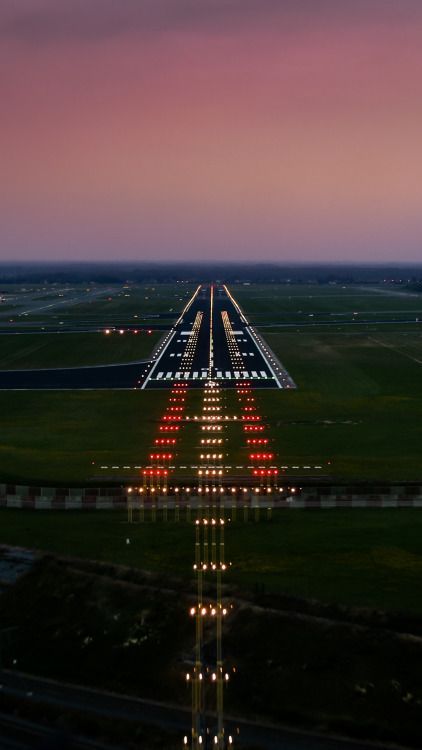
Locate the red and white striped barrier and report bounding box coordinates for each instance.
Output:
[1,483,422,510]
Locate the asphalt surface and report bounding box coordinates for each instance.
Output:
[0,359,151,390]
[142,284,295,389]
[0,671,397,750]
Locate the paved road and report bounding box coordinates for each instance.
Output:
[0,671,396,750]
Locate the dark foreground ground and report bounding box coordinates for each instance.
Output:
[0,553,421,749]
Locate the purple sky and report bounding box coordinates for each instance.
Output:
[1,0,422,263]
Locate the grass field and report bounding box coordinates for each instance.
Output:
[229,284,422,480]
[0,331,161,369]
[6,283,195,323]
[1,508,422,613]
[231,283,422,319]
[0,391,168,483]
[253,327,422,479]
[1,282,422,482]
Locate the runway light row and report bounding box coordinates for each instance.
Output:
[104,328,153,335]
[180,310,203,368]
[249,453,274,460]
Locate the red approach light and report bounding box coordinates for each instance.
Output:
[249,453,274,461]
[149,453,173,461]
[162,415,183,421]
[241,415,261,421]
[154,438,177,445]
[247,438,269,445]
[159,425,180,432]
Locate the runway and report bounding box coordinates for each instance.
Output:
[0,285,295,390]
[142,284,295,389]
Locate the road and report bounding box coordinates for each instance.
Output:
[0,358,152,390]
[0,671,396,750]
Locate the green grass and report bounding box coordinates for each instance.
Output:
[1,509,422,613]
[0,391,168,484]
[230,283,422,324]
[24,284,195,322]
[247,328,422,480]
[0,331,161,369]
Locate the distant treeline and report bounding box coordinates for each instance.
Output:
[0,262,422,286]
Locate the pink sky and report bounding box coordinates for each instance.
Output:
[1,0,422,263]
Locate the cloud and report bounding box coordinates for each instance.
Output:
[1,0,422,45]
